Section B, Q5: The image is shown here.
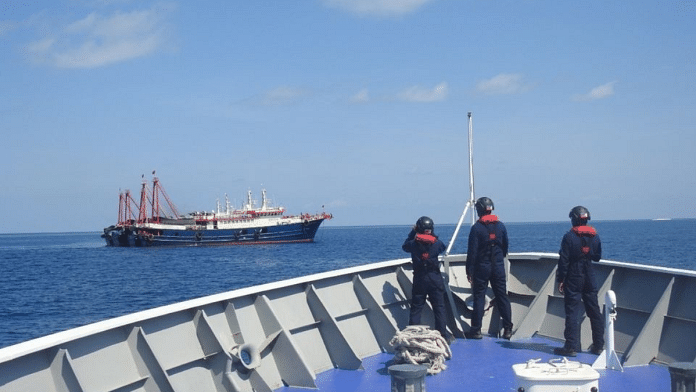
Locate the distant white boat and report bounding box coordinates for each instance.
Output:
[652,218,672,221]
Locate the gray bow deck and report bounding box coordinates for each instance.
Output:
[0,253,693,392]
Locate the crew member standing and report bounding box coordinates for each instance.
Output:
[465,197,513,340]
[402,216,450,342]
[554,206,605,357]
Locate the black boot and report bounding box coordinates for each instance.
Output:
[589,344,604,355]
[553,346,577,357]
[465,330,482,339]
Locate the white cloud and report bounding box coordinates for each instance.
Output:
[475,73,529,95]
[397,82,448,102]
[572,81,617,101]
[322,0,434,17]
[325,199,348,208]
[0,20,19,36]
[256,86,311,106]
[27,37,56,53]
[350,88,370,103]
[26,6,172,68]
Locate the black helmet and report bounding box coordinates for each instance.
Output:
[569,206,591,225]
[475,197,494,217]
[416,216,434,234]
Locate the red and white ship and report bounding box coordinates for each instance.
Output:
[102,174,332,246]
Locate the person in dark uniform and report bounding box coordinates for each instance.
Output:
[554,206,605,357]
[465,197,513,340]
[402,216,450,342]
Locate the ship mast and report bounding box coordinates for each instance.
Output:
[245,190,254,211]
[118,189,133,225]
[441,111,477,338]
[118,191,125,225]
[150,171,180,220]
[445,111,476,256]
[152,174,160,223]
[124,190,133,224]
[138,175,148,223]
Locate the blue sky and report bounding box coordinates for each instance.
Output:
[1,0,695,233]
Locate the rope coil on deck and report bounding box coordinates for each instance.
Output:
[389,325,452,374]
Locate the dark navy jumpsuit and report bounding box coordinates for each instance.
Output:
[402,229,448,338]
[557,225,604,351]
[466,215,513,334]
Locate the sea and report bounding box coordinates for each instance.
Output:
[1,219,695,350]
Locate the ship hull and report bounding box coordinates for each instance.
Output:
[1,252,690,392]
[102,218,325,247]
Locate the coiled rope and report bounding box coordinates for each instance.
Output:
[389,325,452,374]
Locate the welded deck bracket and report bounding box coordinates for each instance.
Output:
[129,327,177,392]
[622,277,674,367]
[512,265,558,339]
[305,283,363,370]
[353,274,399,353]
[222,302,246,347]
[50,348,85,392]
[395,266,413,300]
[254,295,317,390]
[192,309,226,360]
[443,273,466,338]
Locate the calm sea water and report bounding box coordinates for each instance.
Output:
[1,219,694,349]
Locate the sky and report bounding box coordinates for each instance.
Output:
[1,0,695,233]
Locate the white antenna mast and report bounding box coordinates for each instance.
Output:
[445,111,476,257]
[440,112,476,338]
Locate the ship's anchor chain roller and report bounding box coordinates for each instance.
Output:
[389,325,452,374]
[224,330,282,392]
[224,343,262,392]
[230,343,261,371]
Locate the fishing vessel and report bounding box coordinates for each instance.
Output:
[102,175,332,247]
[2,115,692,391]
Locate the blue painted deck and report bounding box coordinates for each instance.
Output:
[281,336,670,391]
